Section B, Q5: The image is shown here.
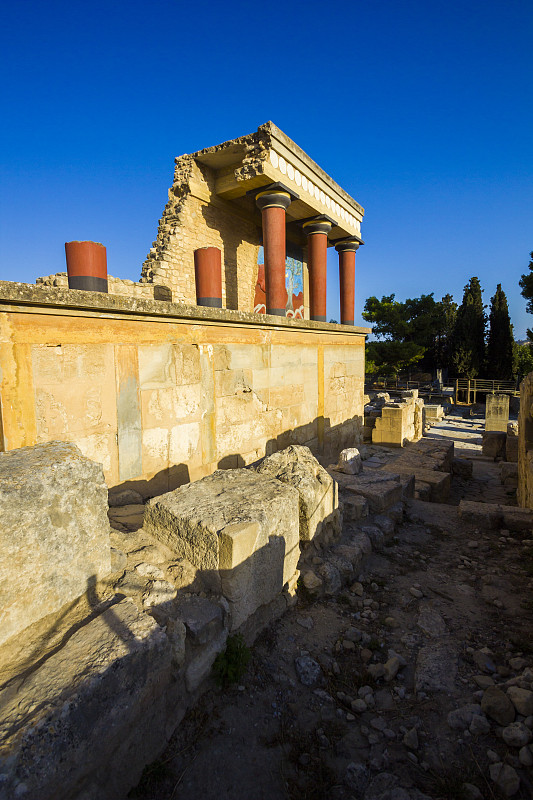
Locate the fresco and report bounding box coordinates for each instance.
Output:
[254,246,304,319]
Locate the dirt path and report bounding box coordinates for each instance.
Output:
[130,416,533,800]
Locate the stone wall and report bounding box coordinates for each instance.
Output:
[518,372,533,509]
[0,442,341,799]
[0,284,368,495]
[141,158,274,311]
[36,272,169,301]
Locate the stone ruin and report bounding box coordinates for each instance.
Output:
[362,389,444,447]
[0,440,343,798]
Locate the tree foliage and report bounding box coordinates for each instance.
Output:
[362,293,456,375]
[518,251,533,341]
[486,284,514,380]
[450,277,486,378]
[366,340,426,376]
[514,343,533,378]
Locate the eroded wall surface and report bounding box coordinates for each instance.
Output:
[142,157,271,311]
[518,372,533,509]
[0,286,367,495]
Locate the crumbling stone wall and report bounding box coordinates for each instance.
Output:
[141,157,265,311]
[36,272,167,300]
[518,372,533,509]
[0,443,337,799]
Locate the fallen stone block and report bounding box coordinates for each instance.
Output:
[344,473,403,513]
[452,457,473,478]
[144,469,300,631]
[415,482,432,501]
[501,506,533,532]
[459,500,503,529]
[0,441,111,648]
[501,462,518,487]
[174,595,228,692]
[342,494,369,522]
[333,447,362,475]
[381,463,450,502]
[506,434,519,463]
[256,445,340,542]
[482,431,506,460]
[0,599,174,800]
[459,501,531,533]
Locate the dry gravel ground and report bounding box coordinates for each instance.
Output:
[130,414,533,800]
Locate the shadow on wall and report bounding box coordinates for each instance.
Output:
[199,201,260,311]
[0,528,302,799]
[109,413,363,501]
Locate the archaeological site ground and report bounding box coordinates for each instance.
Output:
[0,124,532,800]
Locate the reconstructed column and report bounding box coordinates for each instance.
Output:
[65,241,108,293]
[255,187,293,316]
[335,237,363,325]
[194,246,222,307]
[303,218,332,322]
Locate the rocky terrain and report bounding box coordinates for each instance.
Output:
[128,412,533,800]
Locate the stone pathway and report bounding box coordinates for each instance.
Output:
[130,415,532,800]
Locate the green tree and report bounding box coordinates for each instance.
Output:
[518,251,533,341]
[433,293,457,373]
[486,284,514,379]
[514,343,533,379]
[362,292,454,375]
[366,340,425,376]
[450,277,486,378]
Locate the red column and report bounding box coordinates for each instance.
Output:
[335,238,362,325]
[194,246,222,307]
[65,241,108,293]
[255,189,292,316]
[303,219,332,322]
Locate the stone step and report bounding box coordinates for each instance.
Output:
[381,463,450,502]
[406,498,461,532]
[342,472,404,513]
[458,500,533,531]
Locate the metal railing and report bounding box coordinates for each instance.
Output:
[455,378,519,405]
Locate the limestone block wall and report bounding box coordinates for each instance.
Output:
[370,392,423,447]
[141,157,294,312]
[36,272,165,300]
[0,284,367,495]
[518,372,533,509]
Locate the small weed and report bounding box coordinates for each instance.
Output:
[520,598,533,611]
[212,634,251,688]
[368,636,383,652]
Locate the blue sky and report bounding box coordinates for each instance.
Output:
[1,0,532,336]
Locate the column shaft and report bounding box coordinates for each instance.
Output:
[307,232,328,322]
[194,247,222,307]
[262,205,288,316]
[339,249,356,325]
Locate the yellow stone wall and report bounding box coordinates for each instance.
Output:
[0,300,365,496]
[518,372,533,510]
[142,160,309,314]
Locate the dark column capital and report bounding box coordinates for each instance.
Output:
[302,217,333,237]
[334,235,364,253]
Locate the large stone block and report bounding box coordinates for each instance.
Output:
[0,599,173,800]
[144,469,300,630]
[256,445,340,542]
[482,431,507,460]
[0,441,111,647]
[485,393,509,432]
[344,472,403,512]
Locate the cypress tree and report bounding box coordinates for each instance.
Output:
[487,284,514,379]
[451,277,486,378]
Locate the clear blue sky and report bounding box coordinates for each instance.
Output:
[1,0,532,335]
